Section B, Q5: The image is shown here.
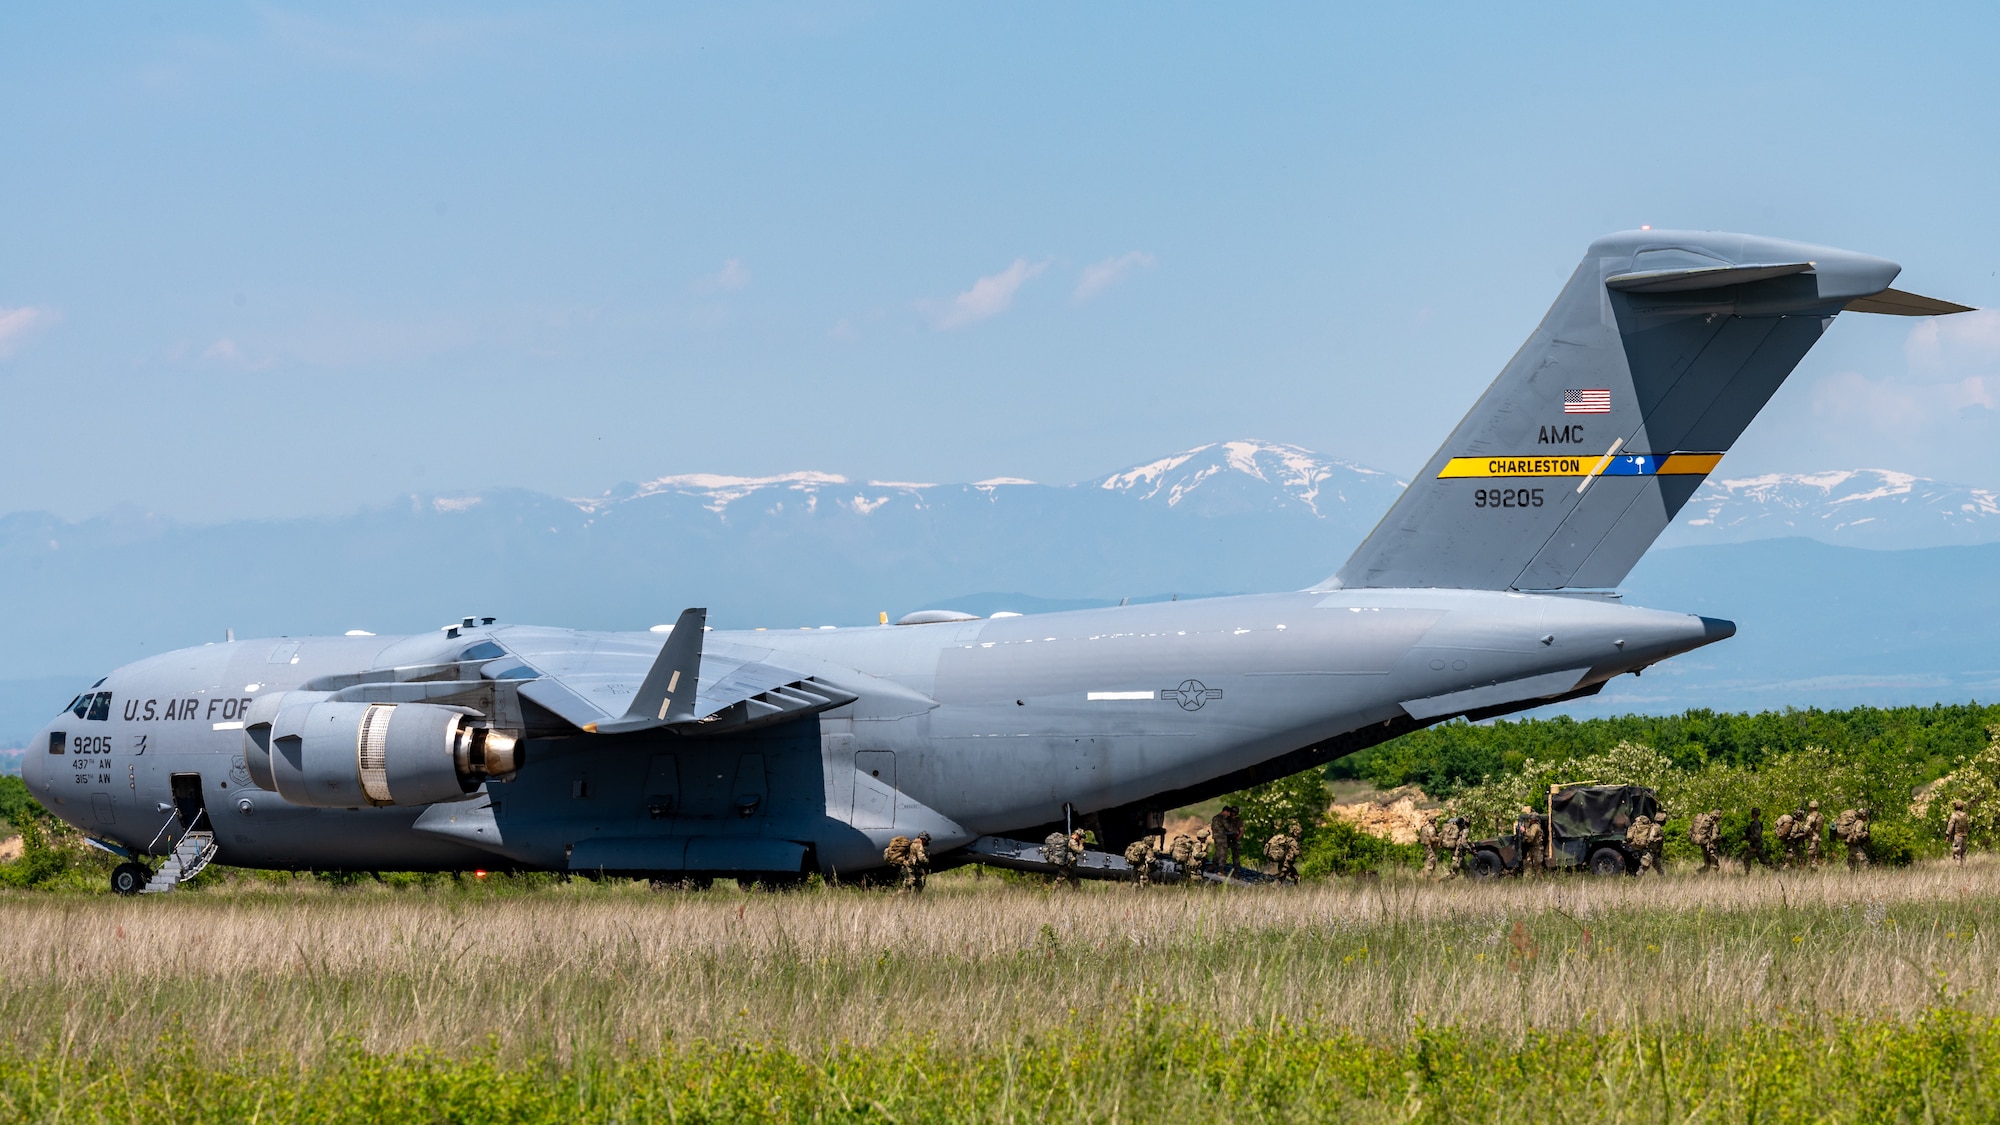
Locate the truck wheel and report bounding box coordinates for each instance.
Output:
[1588,847,1628,877]
[110,862,152,896]
[1468,850,1505,880]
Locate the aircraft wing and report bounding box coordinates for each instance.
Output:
[488,625,857,735]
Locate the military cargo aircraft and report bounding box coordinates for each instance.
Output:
[23,230,1974,894]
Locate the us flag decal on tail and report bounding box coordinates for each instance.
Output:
[1563,388,1611,414]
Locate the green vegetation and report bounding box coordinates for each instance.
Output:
[3,1012,1998,1123]
[1,869,1998,1122]
[1331,703,2000,864]
[1335,703,2000,796]
[0,773,119,891]
[0,774,32,833]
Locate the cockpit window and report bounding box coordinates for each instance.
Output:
[70,695,89,719]
[62,694,82,717]
[77,692,112,721]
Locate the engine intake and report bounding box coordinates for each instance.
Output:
[244,698,522,808]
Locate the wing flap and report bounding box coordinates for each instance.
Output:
[494,625,856,736]
[516,677,608,730]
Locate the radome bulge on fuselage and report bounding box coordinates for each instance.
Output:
[24,228,1973,887]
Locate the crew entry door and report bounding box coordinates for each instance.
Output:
[169,773,208,832]
[852,751,896,829]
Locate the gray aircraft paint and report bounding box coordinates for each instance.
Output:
[1333,231,1962,593]
[21,231,1970,880]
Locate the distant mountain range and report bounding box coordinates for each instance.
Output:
[1657,469,2000,549]
[2,439,1997,749]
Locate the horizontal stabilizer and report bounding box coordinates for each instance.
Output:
[1843,287,1976,316]
[1605,261,1813,293]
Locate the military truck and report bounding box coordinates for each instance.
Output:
[1467,784,1661,878]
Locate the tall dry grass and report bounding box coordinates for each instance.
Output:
[2,861,1996,1064]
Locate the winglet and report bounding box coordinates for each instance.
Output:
[587,607,707,734]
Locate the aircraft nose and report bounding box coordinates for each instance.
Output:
[1699,616,1737,642]
[21,725,47,795]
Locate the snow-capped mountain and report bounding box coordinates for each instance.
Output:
[1096,441,1404,517]
[1662,470,2000,549]
[557,440,1405,526]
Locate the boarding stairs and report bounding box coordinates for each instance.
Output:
[137,807,218,894]
[142,831,217,893]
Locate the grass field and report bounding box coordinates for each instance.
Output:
[4,862,2000,1121]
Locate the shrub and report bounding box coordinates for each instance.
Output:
[1222,770,1329,853]
[1865,819,1920,867]
[0,774,33,832]
[1298,819,1420,878]
[0,815,64,888]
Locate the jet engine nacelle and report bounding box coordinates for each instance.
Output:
[243,696,522,808]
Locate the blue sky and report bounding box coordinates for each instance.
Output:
[3,3,1998,521]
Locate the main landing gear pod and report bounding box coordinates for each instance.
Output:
[243,698,522,808]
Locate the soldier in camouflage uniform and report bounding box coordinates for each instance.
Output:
[1264,821,1303,884]
[1168,832,1195,881]
[1065,828,1086,885]
[1188,826,1212,882]
[1947,799,1972,865]
[1743,807,1766,871]
[1626,814,1660,876]
[1440,816,1469,879]
[1690,809,1721,874]
[1514,805,1545,878]
[1420,813,1441,879]
[1212,807,1245,871]
[1774,808,1802,869]
[1122,836,1157,886]
[908,831,931,892]
[1804,801,1826,869]
[881,832,932,893]
[1041,829,1086,889]
[1837,807,1870,871]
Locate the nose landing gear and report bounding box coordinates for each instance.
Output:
[110,862,153,896]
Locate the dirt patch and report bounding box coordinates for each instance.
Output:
[1326,786,1437,845]
[0,835,21,863]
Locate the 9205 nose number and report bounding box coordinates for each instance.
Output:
[1474,487,1544,509]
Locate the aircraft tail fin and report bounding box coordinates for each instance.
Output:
[1326,230,1971,592]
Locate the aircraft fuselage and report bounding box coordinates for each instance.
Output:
[25,588,1726,876]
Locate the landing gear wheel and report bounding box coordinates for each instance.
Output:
[1468,850,1505,880]
[1589,847,1631,877]
[110,862,152,896]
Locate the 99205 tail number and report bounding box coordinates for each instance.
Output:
[1473,487,1544,509]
